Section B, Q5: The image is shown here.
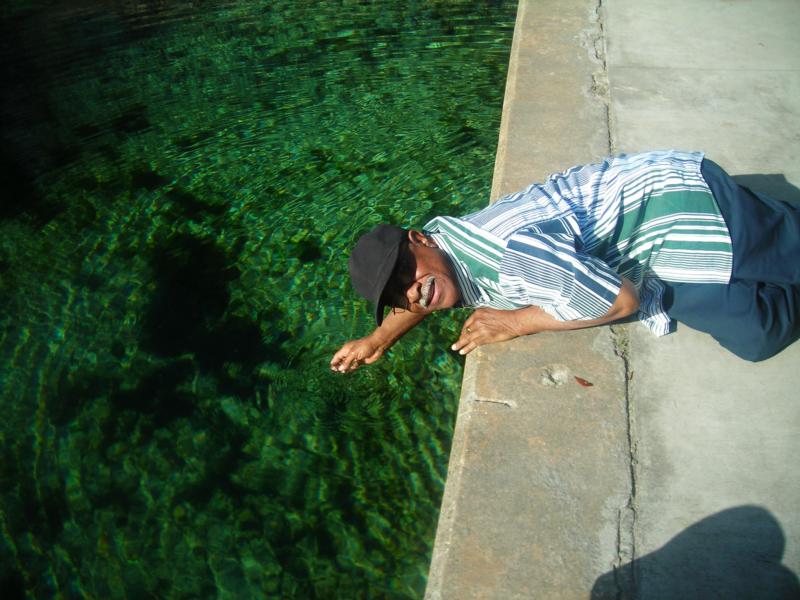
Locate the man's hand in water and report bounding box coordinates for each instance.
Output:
[330,336,385,373]
[330,310,428,373]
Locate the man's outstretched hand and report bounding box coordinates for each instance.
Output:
[451,307,523,355]
[451,283,641,355]
[330,336,385,373]
[329,310,428,373]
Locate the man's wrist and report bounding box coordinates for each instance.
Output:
[368,329,393,351]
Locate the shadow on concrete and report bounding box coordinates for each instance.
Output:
[590,506,800,600]
[733,174,800,207]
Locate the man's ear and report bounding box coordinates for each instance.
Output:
[408,230,437,247]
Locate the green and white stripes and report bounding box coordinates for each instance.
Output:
[425,150,734,336]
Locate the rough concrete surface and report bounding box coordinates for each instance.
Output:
[604,0,800,174]
[489,0,611,200]
[427,0,800,598]
[605,1,800,597]
[427,1,631,598]
[427,330,631,599]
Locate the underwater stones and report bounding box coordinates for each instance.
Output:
[18,481,69,545]
[175,426,209,465]
[173,129,214,151]
[219,396,255,428]
[242,553,281,594]
[85,463,140,518]
[67,198,100,230]
[231,461,270,493]
[110,341,125,359]
[175,424,249,507]
[293,238,322,262]
[210,556,247,597]
[64,470,91,514]
[97,144,122,162]
[236,508,259,532]
[119,566,150,599]
[52,370,117,427]
[172,503,189,524]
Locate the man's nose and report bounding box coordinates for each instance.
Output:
[405,281,421,305]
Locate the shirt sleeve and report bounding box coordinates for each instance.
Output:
[499,230,622,321]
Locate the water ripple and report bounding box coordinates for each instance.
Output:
[0,1,515,597]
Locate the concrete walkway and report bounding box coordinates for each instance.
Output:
[426,1,800,598]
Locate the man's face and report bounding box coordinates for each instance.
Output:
[382,230,461,316]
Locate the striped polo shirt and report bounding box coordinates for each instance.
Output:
[424,150,733,336]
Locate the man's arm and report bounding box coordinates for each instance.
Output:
[451,276,640,355]
[330,309,427,373]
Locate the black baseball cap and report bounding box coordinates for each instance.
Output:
[348,224,407,325]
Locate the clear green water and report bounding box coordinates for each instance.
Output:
[0,1,515,597]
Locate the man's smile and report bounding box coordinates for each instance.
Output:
[420,275,436,308]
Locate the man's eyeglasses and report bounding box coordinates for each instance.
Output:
[381,244,417,312]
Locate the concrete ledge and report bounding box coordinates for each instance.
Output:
[426,1,630,597]
[490,0,611,199]
[426,330,632,599]
[428,0,800,597]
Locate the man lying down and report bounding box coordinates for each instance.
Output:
[330,150,800,373]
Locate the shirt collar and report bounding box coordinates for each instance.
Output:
[424,216,506,307]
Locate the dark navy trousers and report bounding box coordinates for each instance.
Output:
[660,159,800,362]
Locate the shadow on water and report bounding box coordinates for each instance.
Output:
[141,233,240,358]
[51,230,291,426]
[140,232,288,392]
[0,1,518,596]
[591,506,800,600]
[0,149,64,226]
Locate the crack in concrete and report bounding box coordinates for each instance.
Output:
[598,0,636,592]
[472,397,517,408]
[589,1,635,590]
[611,325,638,599]
[590,0,617,155]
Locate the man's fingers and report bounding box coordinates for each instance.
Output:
[457,341,478,355]
[330,353,346,369]
[330,348,350,370]
[331,346,356,372]
[452,330,478,354]
[460,318,476,337]
[331,343,376,373]
[333,357,357,373]
[451,335,468,352]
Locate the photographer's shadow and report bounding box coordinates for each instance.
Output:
[732,173,800,206]
[591,506,799,600]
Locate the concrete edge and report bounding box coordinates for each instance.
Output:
[426,1,528,585]
[426,0,624,596]
[424,354,480,600]
[489,0,527,203]
[425,2,527,591]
